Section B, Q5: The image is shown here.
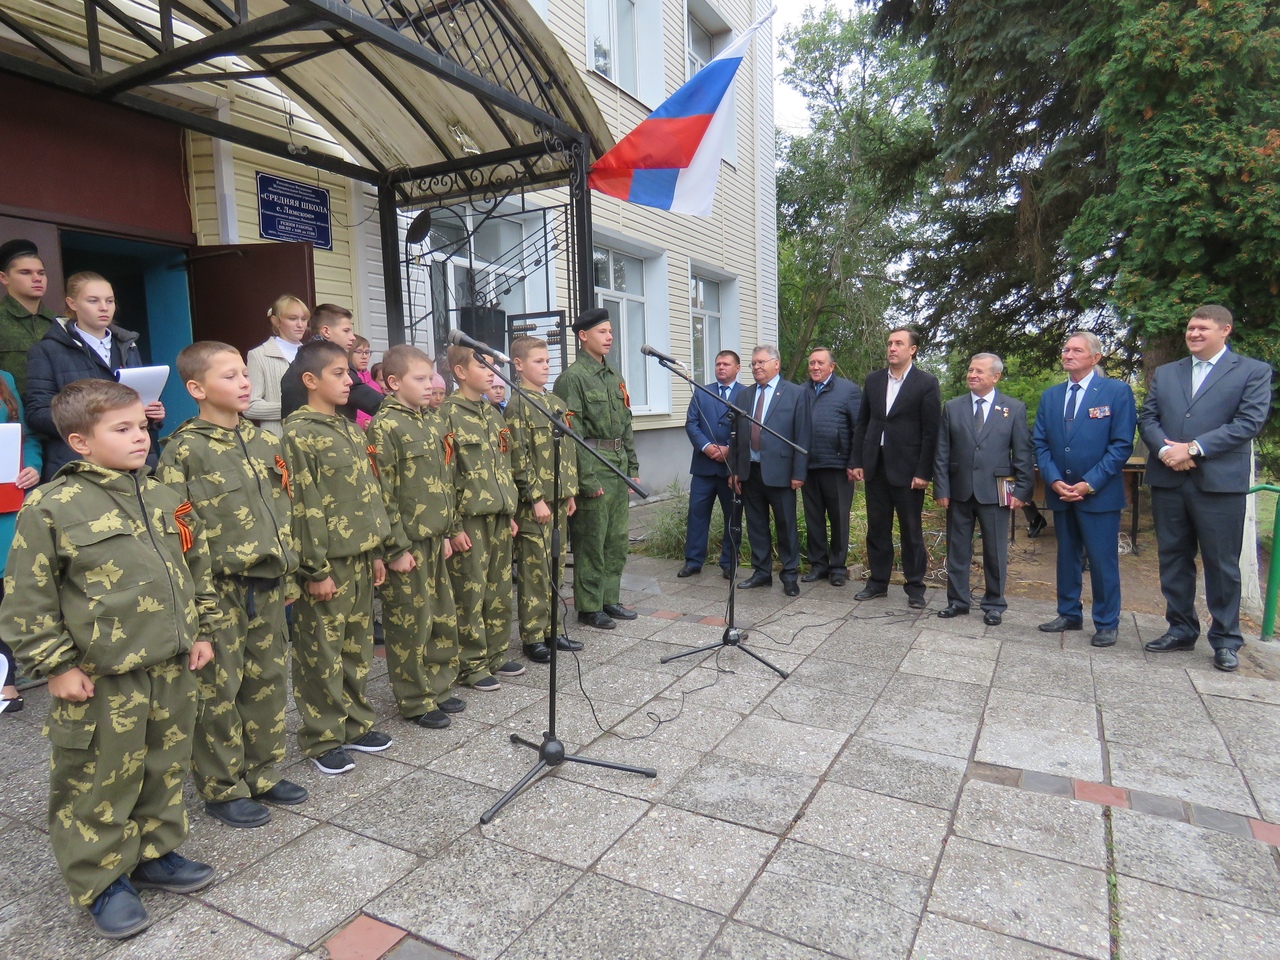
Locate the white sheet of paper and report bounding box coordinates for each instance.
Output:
[0,424,21,483]
[116,365,170,406]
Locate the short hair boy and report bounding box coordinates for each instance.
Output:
[282,340,394,774]
[279,303,382,422]
[507,337,580,663]
[367,345,465,727]
[158,342,305,829]
[0,379,219,938]
[442,345,521,690]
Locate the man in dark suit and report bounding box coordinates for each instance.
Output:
[802,347,862,587]
[680,349,743,580]
[1032,331,1136,647]
[934,354,1034,626]
[851,327,941,608]
[1138,305,1271,672]
[728,344,810,597]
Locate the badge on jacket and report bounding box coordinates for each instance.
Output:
[1088,406,1111,419]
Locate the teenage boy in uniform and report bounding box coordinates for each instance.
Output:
[442,344,522,690]
[367,345,466,728]
[507,335,581,662]
[0,380,218,938]
[157,341,306,828]
[282,340,394,774]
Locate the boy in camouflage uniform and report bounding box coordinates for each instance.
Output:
[367,345,465,729]
[507,336,580,663]
[158,341,306,829]
[442,344,522,690]
[282,340,394,775]
[0,380,219,939]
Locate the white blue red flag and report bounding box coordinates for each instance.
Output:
[588,9,776,216]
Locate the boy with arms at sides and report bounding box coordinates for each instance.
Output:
[0,380,219,939]
[442,344,522,690]
[282,340,393,774]
[367,345,466,729]
[507,336,581,663]
[157,341,306,828]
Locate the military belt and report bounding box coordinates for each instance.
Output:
[584,438,624,451]
[219,574,283,619]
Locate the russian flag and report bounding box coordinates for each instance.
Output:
[589,9,775,217]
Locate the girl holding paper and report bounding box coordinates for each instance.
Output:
[0,369,41,714]
[247,294,310,436]
[25,272,163,478]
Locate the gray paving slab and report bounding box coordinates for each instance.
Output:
[756,682,875,735]
[952,779,1106,868]
[992,646,1095,702]
[332,769,502,857]
[0,820,62,909]
[104,902,299,959]
[705,922,841,960]
[1109,744,1258,817]
[859,701,982,759]
[611,694,745,751]
[673,663,785,713]
[279,752,417,821]
[1100,706,1232,764]
[664,754,817,833]
[181,803,316,882]
[810,632,911,672]
[984,688,1099,737]
[1117,874,1280,960]
[911,628,1003,660]
[899,649,996,686]
[570,661,678,707]
[555,733,703,801]
[1189,672,1280,706]
[427,726,574,790]
[502,692,633,748]
[0,877,118,960]
[826,738,967,810]
[910,913,1086,960]
[877,673,989,717]
[974,723,1104,782]
[608,637,714,676]
[713,714,848,776]
[785,658,896,700]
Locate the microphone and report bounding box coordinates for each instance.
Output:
[639,344,684,368]
[446,328,510,365]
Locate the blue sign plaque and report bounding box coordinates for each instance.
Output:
[257,172,332,250]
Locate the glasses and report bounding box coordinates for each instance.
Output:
[354,348,371,356]
[750,359,776,367]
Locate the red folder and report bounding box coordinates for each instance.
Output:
[0,482,22,513]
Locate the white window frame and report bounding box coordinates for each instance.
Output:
[590,236,670,416]
[588,0,639,96]
[689,259,740,384]
[690,273,722,385]
[685,0,737,166]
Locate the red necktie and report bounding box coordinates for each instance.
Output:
[750,387,766,451]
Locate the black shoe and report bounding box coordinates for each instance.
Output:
[783,580,800,597]
[523,642,552,663]
[1091,629,1118,647]
[90,877,150,939]
[312,747,355,775]
[554,635,584,652]
[471,676,502,691]
[983,610,1003,626]
[1214,648,1239,672]
[677,563,701,578]
[907,596,927,610]
[204,797,271,828]
[254,779,308,805]
[855,587,887,601]
[579,611,616,630]
[373,617,385,645]
[1039,616,1084,632]
[603,604,637,620]
[937,604,970,619]
[1144,633,1197,652]
[801,570,827,583]
[438,696,466,714]
[1,694,23,714]
[496,660,527,678]
[131,851,215,894]
[1027,514,1048,538]
[829,573,847,587]
[411,709,451,729]
[721,567,733,580]
[738,574,773,590]
[347,730,393,753]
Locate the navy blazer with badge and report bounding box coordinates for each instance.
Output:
[1033,374,1136,512]
[686,380,743,478]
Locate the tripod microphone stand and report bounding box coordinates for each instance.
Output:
[470,350,656,825]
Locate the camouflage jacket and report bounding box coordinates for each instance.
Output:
[282,406,391,581]
[505,387,579,504]
[0,461,220,679]
[367,395,456,556]
[0,293,55,397]
[440,393,517,528]
[552,352,639,490]
[156,416,298,580]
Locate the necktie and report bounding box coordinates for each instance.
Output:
[1192,360,1210,395]
[720,385,729,401]
[1065,383,1081,422]
[751,386,766,451]
[814,381,824,398]
[974,397,985,431]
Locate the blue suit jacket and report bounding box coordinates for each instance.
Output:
[686,381,743,478]
[1033,375,1136,513]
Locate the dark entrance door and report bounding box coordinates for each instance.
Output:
[187,242,316,359]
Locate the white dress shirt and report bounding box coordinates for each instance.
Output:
[882,363,912,445]
[971,388,996,425]
[1064,370,1095,417]
[76,325,113,366]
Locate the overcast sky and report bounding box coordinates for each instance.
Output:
[771,0,858,134]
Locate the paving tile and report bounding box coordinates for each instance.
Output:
[1109,744,1258,817]
[1188,803,1254,838]
[0,880,121,960]
[911,629,1003,661]
[784,658,896,700]
[570,662,677,707]
[974,723,1104,781]
[1128,789,1187,820]
[860,701,982,759]
[984,688,1098,737]
[596,806,776,913]
[0,820,61,909]
[910,913,1084,959]
[280,752,418,822]
[609,638,714,676]
[499,874,721,960]
[665,754,817,834]
[367,834,579,960]
[1117,874,1280,959]
[954,779,1106,868]
[713,714,848,776]
[705,921,837,960]
[811,632,911,672]
[671,664,785,714]
[991,647,1095,703]
[1073,780,1129,808]
[429,686,543,727]
[324,914,407,960]
[968,760,1021,787]
[502,693,633,749]
[105,902,301,959]
[202,823,419,946]
[611,695,744,751]
[1111,807,1280,914]
[1189,672,1280,706]
[332,769,502,857]
[427,726,574,790]
[1018,770,1074,797]
[385,940,460,960]
[877,672,989,718]
[1101,706,1233,763]
[756,682,874,735]
[828,738,967,810]
[1250,818,1280,845]
[898,648,996,686]
[556,733,701,801]
[792,781,949,877]
[929,837,1110,959]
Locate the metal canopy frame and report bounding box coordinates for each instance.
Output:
[0,0,605,341]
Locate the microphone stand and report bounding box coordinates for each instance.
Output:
[469,352,656,825]
[648,358,805,680]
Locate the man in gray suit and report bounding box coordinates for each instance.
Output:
[1138,304,1272,672]
[934,354,1035,625]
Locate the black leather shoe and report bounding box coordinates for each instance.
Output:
[412,709,451,729]
[855,587,887,601]
[783,580,800,597]
[554,635,584,652]
[738,574,772,589]
[801,570,827,583]
[90,877,150,939]
[721,567,733,580]
[1144,633,1197,652]
[1039,616,1084,632]
[131,851,215,894]
[578,611,616,630]
[677,563,701,578]
[255,779,308,805]
[438,696,466,714]
[829,573,847,587]
[603,603,637,620]
[1214,648,1239,672]
[204,797,271,828]
[1091,629,1118,647]
[1027,513,1048,538]
[522,642,552,663]
[983,610,1003,626]
[937,604,969,619]
[907,596,927,610]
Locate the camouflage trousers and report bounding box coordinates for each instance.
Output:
[193,576,288,802]
[380,537,460,717]
[515,499,570,645]
[46,655,198,906]
[569,469,630,611]
[447,513,513,685]
[292,553,377,758]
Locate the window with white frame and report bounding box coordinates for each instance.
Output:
[687,15,713,78]
[594,245,648,408]
[690,274,722,385]
[686,2,737,164]
[588,0,638,95]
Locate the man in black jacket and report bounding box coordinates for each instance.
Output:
[802,348,862,587]
[279,304,383,422]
